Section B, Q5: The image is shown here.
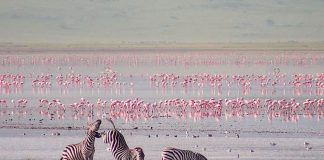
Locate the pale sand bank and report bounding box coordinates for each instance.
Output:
[1,42,324,52]
[0,128,323,160]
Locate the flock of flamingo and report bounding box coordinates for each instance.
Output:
[148,72,324,96]
[0,97,323,123]
[0,71,323,96]
[0,52,323,125]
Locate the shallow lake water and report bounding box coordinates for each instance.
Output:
[0,50,323,159]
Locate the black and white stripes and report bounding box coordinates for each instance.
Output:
[59,118,208,160]
[102,118,145,160]
[60,119,102,160]
[161,147,207,160]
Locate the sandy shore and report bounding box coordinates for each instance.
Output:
[1,128,323,160]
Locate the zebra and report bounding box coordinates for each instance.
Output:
[60,119,102,160]
[161,147,208,160]
[101,118,145,160]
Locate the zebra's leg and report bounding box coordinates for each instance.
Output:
[88,150,95,160]
[82,154,89,160]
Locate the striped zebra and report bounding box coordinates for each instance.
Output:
[161,147,207,160]
[101,118,145,160]
[60,119,102,160]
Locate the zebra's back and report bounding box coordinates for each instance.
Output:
[161,147,207,160]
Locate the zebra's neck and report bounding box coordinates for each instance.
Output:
[83,131,96,147]
[109,131,130,158]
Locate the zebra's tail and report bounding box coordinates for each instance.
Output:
[106,118,116,130]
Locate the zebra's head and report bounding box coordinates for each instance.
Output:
[87,119,102,133]
[134,147,145,160]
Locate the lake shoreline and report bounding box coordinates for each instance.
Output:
[1,42,324,53]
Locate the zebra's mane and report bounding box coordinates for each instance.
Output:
[100,118,117,138]
[105,118,129,149]
[107,118,116,130]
